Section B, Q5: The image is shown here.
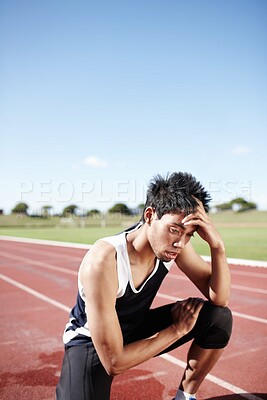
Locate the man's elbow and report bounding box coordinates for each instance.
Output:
[105,366,122,377]
[101,350,128,376]
[104,359,126,376]
[212,299,229,307]
[209,288,231,307]
[209,293,230,307]
[96,341,127,376]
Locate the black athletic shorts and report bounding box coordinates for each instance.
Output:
[56,301,232,400]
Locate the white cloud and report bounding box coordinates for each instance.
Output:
[83,156,108,168]
[231,146,251,155]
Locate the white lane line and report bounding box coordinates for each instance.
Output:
[230,311,267,324]
[156,293,267,325]
[230,270,267,279]
[167,274,267,295]
[1,236,266,267]
[0,251,77,276]
[0,272,264,399]
[201,255,267,268]
[1,245,83,262]
[0,273,71,313]
[160,354,265,400]
[231,284,267,295]
[1,252,267,324]
[0,235,91,249]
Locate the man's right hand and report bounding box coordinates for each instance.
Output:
[171,297,204,336]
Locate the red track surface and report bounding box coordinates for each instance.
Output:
[0,238,266,400]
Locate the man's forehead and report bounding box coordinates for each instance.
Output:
[163,213,197,232]
[172,221,197,233]
[163,211,186,221]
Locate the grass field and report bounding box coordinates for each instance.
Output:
[1,211,267,261]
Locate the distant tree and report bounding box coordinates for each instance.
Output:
[245,201,257,211]
[12,202,29,215]
[108,203,132,215]
[215,202,233,211]
[229,197,247,207]
[230,197,257,212]
[62,204,78,217]
[41,205,53,217]
[87,209,101,217]
[215,197,257,213]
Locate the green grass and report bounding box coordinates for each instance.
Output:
[211,210,267,224]
[1,211,267,261]
[191,227,267,261]
[0,226,119,244]
[0,214,61,227]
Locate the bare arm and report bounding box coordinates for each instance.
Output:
[176,201,231,307]
[80,240,203,376]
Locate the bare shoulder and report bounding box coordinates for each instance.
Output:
[80,239,117,280]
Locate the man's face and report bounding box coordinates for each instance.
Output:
[147,210,196,262]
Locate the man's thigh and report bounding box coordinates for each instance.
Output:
[56,343,113,400]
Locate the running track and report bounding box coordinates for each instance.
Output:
[0,237,266,400]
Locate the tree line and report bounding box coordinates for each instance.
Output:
[9,202,145,217]
[8,197,257,217]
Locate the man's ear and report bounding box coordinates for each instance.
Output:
[144,207,154,224]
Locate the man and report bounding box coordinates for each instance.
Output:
[56,172,232,400]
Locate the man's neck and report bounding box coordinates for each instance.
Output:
[126,223,156,266]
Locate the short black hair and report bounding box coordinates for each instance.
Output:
[142,172,211,222]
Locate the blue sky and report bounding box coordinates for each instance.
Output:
[1,0,267,214]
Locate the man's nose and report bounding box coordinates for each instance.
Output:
[173,237,185,249]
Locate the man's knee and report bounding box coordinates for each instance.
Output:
[195,302,233,349]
